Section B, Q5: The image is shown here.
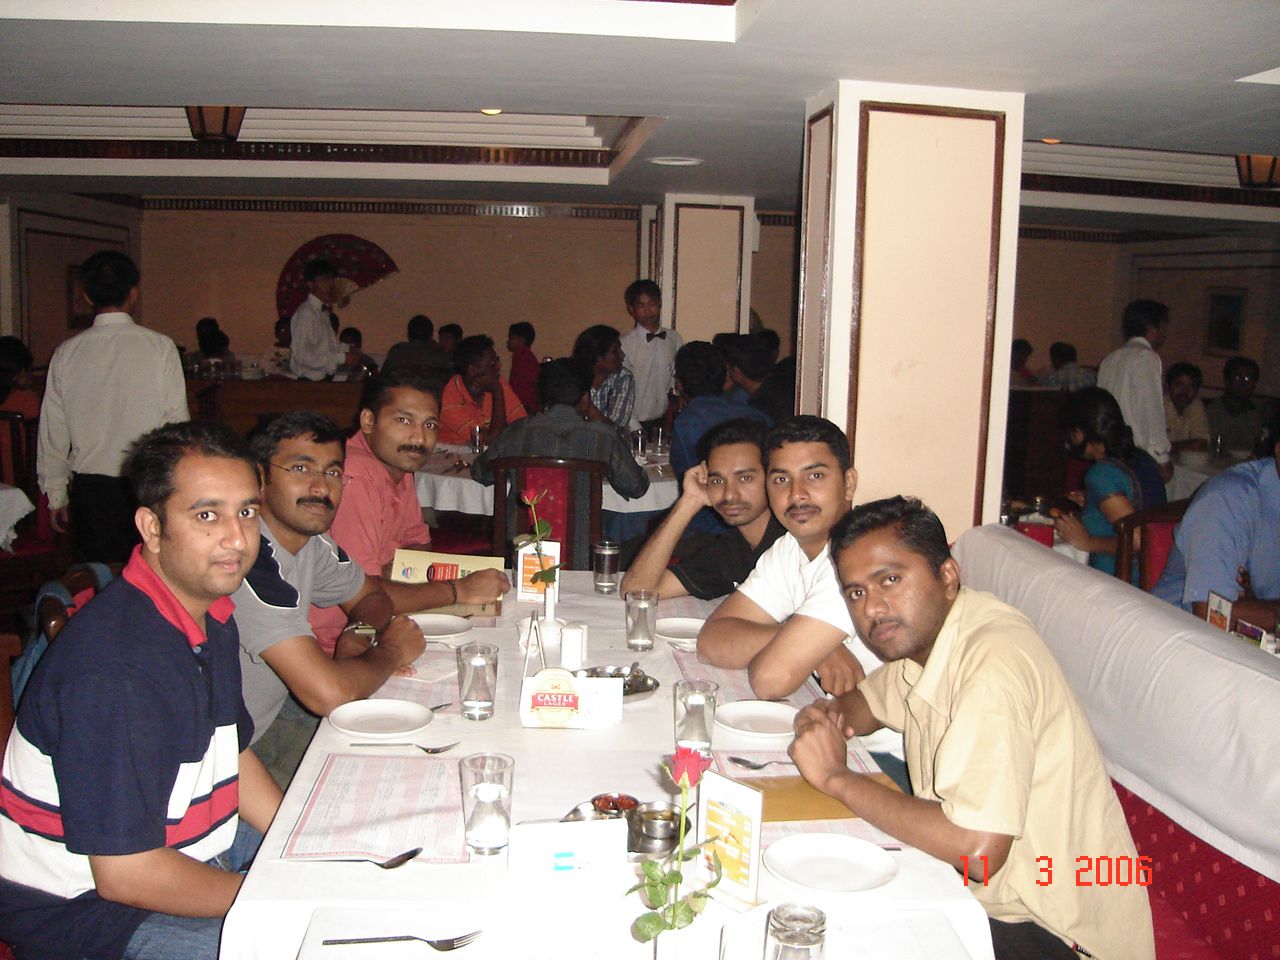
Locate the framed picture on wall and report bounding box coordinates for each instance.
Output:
[1205,287,1246,356]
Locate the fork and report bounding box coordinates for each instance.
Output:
[323,931,481,951]
[348,740,461,754]
[727,755,795,770]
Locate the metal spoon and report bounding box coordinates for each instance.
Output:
[727,756,796,770]
[315,846,422,869]
[348,741,461,754]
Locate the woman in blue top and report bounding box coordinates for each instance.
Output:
[1055,386,1167,575]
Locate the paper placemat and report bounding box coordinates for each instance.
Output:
[672,649,824,708]
[377,650,458,709]
[712,742,878,780]
[284,754,466,864]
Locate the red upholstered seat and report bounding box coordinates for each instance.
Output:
[1114,781,1280,960]
[1115,498,1192,591]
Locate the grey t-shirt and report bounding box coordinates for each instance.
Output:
[232,521,364,742]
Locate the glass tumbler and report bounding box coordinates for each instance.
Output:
[593,540,620,594]
[456,642,498,720]
[673,679,718,758]
[459,753,514,855]
[624,589,656,651]
[763,903,826,959]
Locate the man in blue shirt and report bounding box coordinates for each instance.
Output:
[1154,438,1280,629]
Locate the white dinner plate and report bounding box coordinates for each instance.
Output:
[764,833,899,893]
[409,613,472,640]
[328,699,434,739]
[655,617,703,652]
[714,700,798,745]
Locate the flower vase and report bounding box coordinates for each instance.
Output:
[537,587,563,667]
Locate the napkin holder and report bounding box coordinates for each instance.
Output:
[508,817,628,885]
[518,620,622,729]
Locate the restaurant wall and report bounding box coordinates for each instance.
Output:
[139,208,640,364]
[751,220,797,355]
[1012,237,1124,370]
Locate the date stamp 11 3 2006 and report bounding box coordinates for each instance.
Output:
[960,854,1153,887]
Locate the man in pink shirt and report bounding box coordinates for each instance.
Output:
[310,368,510,653]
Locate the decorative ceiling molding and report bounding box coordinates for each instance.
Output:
[98,195,642,220]
[1016,225,1211,244]
[1022,173,1280,209]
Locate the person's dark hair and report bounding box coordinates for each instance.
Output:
[79,250,140,309]
[508,321,536,348]
[0,336,33,406]
[572,325,621,366]
[624,279,661,307]
[1061,386,1135,461]
[674,341,726,400]
[757,329,781,357]
[764,415,851,471]
[438,323,463,344]
[248,411,345,467]
[1011,338,1033,362]
[453,334,495,376]
[1121,299,1169,340]
[1165,362,1202,388]
[126,420,256,519]
[538,357,591,409]
[407,314,434,342]
[696,417,768,464]
[1049,341,1077,366]
[197,320,230,358]
[359,366,440,417]
[339,326,362,347]
[831,496,952,575]
[303,258,337,282]
[722,334,774,382]
[1223,355,1260,383]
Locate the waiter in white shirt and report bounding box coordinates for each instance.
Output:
[37,251,189,562]
[1097,299,1174,481]
[619,279,683,433]
[289,259,355,381]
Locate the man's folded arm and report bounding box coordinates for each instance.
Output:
[696,590,780,668]
[748,614,852,700]
[90,847,243,918]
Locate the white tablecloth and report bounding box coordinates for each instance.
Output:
[0,483,34,551]
[1166,455,1236,501]
[220,573,991,960]
[415,447,679,516]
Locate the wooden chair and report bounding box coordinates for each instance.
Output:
[1114,497,1192,591]
[0,631,22,765]
[37,565,104,645]
[490,456,607,570]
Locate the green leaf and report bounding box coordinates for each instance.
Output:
[707,849,723,888]
[530,568,559,585]
[624,880,646,896]
[685,890,709,915]
[641,859,664,882]
[631,912,670,943]
[669,900,696,929]
[642,881,666,909]
[533,518,552,539]
[511,533,533,548]
[663,868,683,886]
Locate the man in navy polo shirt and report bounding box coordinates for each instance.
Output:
[0,421,283,960]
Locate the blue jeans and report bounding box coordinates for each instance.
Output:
[122,820,263,960]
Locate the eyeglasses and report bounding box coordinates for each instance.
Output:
[268,462,344,483]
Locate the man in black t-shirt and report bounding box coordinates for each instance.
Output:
[620,418,783,600]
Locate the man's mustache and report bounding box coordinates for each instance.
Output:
[398,444,429,455]
[296,496,335,510]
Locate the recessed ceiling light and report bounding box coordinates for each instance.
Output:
[1041,138,1062,145]
[480,108,503,116]
[650,156,703,166]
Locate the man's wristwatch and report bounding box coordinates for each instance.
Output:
[345,621,379,646]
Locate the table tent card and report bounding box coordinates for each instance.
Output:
[696,770,765,909]
[515,540,561,604]
[518,622,622,728]
[508,817,628,886]
[391,548,504,616]
[1206,591,1232,631]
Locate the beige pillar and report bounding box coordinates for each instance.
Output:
[796,81,1024,537]
[660,193,755,341]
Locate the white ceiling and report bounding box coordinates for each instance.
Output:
[0,0,1277,214]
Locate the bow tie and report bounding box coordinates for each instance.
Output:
[646,330,667,342]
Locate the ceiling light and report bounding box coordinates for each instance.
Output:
[649,156,703,166]
[1041,138,1062,145]
[1235,154,1279,189]
[480,108,503,116]
[185,106,246,142]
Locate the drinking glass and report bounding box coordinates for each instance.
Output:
[673,679,718,758]
[470,424,486,454]
[459,753,514,855]
[456,642,498,720]
[646,425,669,460]
[631,429,647,464]
[763,903,826,959]
[593,540,620,594]
[624,589,656,652]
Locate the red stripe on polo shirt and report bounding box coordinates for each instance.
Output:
[0,781,64,840]
[121,546,235,650]
[164,778,239,847]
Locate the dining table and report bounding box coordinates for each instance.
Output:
[0,482,34,551]
[219,573,994,960]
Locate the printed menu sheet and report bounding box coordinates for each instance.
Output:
[284,754,466,864]
[672,649,823,708]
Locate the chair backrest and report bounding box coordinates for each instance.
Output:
[1114,497,1192,591]
[0,411,37,495]
[37,565,103,644]
[0,632,22,765]
[489,456,607,570]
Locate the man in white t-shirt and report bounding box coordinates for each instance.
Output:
[697,415,878,699]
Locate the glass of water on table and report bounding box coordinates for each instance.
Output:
[673,679,718,758]
[459,753,514,855]
[456,643,497,720]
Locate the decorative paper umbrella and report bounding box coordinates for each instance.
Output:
[275,234,399,319]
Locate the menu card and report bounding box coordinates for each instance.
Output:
[697,770,764,907]
[284,754,466,864]
[390,548,504,617]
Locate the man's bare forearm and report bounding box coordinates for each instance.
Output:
[91,847,243,918]
[697,618,778,668]
[621,496,701,597]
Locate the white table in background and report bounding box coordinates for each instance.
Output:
[0,483,34,551]
[1167,454,1240,502]
[220,574,992,960]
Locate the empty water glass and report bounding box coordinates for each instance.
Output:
[625,590,656,651]
[673,679,718,758]
[763,903,825,959]
[459,753,514,855]
[456,643,498,720]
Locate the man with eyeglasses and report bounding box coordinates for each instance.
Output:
[1205,355,1266,455]
[233,411,427,787]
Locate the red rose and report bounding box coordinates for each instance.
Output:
[670,746,711,791]
[521,487,544,507]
